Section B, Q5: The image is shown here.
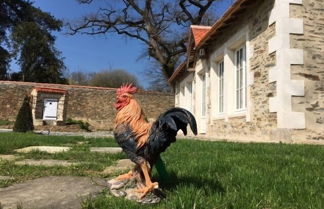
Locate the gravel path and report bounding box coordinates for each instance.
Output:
[1,128,323,145]
[35,130,114,138]
[0,129,12,132]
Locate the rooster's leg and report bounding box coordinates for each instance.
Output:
[135,162,158,198]
[115,170,133,181]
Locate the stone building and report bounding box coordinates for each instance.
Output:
[169,0,323,141]
[0,81,174,130]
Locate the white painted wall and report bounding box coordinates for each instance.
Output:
[176,73,194,112]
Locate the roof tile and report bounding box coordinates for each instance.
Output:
[191,25,212,47]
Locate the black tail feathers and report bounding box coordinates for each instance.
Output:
[157,107,197,136]
[145,108,197,163]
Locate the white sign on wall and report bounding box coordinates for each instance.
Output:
[43,99,58,120]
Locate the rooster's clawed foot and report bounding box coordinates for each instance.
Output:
[135,182,159,199]
[115,171,133,181]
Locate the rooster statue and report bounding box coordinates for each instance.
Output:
[112,84,197,199]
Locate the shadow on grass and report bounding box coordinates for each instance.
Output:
[156,171,225,194]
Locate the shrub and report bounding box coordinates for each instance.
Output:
[66,118,91,132]
[13,96,34,132]
[0,120,14,126]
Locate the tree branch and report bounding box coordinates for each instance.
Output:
[179,0,194,22]
[113,26,150,45]
[188,0,205,9]
[124,0,144,15]
[70,0,220,79]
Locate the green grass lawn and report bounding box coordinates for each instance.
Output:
[0,132,123,187]
[0,132,323,209]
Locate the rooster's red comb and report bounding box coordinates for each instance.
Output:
[116,83,138,96]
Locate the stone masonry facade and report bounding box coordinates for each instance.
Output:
[0,81,174,130]
[289,0,324,140]
[207,0,323,141]
[211,0,323,141]
[174,0,323,141]
[206,0,279,141]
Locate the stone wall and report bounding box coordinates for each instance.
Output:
[206,0,324,141]
[206,0,279,141]
[0,81,174,130]
[173,0,323,141]
[0,83,33,121]
[290,0,324,140]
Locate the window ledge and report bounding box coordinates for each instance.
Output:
[228,111,246,119]
[212,113,226,120]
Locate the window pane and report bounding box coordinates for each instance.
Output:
[240,89,242,109]
[244,50,247,108]
[235,46,246,110]
[236,67,239,89]
[240,68,243,87]
[236,89,239,109]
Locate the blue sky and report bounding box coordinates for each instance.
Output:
[11,0,233,88]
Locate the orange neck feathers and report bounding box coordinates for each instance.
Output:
[115,95,151,149]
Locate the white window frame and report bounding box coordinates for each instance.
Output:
[209,26,251,121]
[217,60,224,113]
[201,73,206,117]
[235,45,247,111]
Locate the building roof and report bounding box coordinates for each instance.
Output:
[191,25,212,47]
[169,26,211,84]
[196,0,252,49]
[168,62,186,84]
[169,0,253,84]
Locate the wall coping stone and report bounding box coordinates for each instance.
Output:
[0,80,173,95]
